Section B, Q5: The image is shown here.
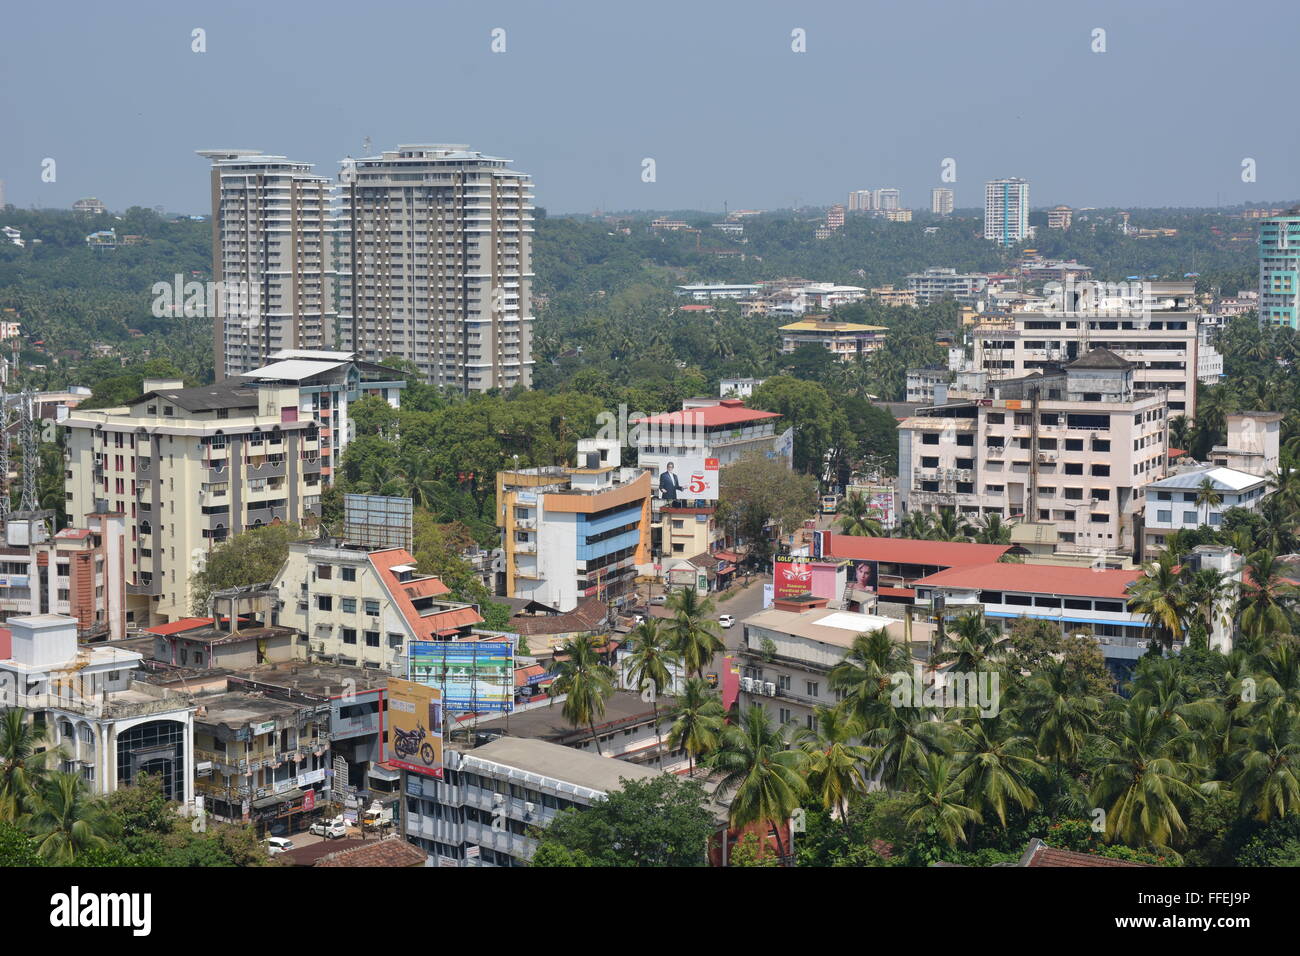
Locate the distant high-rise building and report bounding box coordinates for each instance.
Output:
[930,187,954,216]
[847,189,874,212]
[1259,210,1300,328]
[198,150,337,381]
[984,178,1029,245]
[1047,205,1073,230]
[826,204,845,230]
[873,188,901,212]
[72,197,107,215]
[338,145,535,392]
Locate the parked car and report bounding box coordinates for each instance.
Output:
[264,837,295,856]
[718,614,735,629]
[631,613,645,625]
[309,819,347,839]
[649,595,667,606]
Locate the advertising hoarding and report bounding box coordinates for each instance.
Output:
[657,455,720,501]
[386,678,443,778]
[773,554,816,599]
[409,640,515,714]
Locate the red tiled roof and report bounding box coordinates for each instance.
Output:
[914,562,1139,599]
[515,663,548,688]
[1169,446,1187,458]
[826,535,1011,567]
[1022,840,1152,867]
[55,528,92,539]
[315,837,428,867]
[633,405,781,428]
[510,596,608,636]
[878,586,915,598]
[146,617,214,636]
[368,548,482,641]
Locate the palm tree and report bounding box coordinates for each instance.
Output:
[26,771,118,864]
[0,709,60,823]
[623,620,679,746]
[666,677,725,772]
[971,512,1013,545]
[1239,549,1297,641]
[664,586,724,679]
[707,704,808,862]
[901,753,982,848]
[1194,476,1223,528]
[1127,554,1188,651]
[929,509,972,542]
[546,635,616,755]
[1231,707,1300,821]
[835,491,882,537]
[1181,566,1231,644]
[1021,660,1103,787]
[829,629,910,715]
[950,711,1041,829]
[899,510,935,540]
[792,706,872,824]
[1089,697,1211,851]
[932,612,1007,673]
[858,669,950,792]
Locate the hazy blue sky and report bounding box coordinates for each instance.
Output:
[3,0,1297,215]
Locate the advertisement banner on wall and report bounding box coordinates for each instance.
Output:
[386,678,444,779]
[846,559,879,593]
[409,640,515,714]
[658,455,720,501]
[773,554,815,599]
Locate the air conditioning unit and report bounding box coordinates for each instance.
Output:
[764,682,776,697]
[741,677,754,693]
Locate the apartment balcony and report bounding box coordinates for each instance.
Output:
[513,539,537,554]
[135,457,152,475]
[206,462,230,483]
[301,456,322,475]
[247,458,287,480]
[246,504,288,527]
[514,517,536,530]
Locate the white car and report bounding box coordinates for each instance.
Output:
[718,614,735,629]
[309,819,347,839]
[264,836,295,855]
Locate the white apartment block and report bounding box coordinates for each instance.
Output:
[873,188,901,211]
[971,291,1200,418]
[62,379,327,626]
[0,614,196,802]
[898,350,1170,556]
[1142,466,1268,555]
[198,151,337,381]
[907,267,990,306]
[931,187,954,216]
[338,145,535,393]
[984,178,1029,245]
[674,283,761,301]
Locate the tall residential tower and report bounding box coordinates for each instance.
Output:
[984,177,1030,246]
[337,145,536,392]
[1258,209,1300,328]
[198,151,337,381]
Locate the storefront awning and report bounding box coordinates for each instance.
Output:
[253,788,304,810]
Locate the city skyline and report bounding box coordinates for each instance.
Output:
[4,0,1300,215]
